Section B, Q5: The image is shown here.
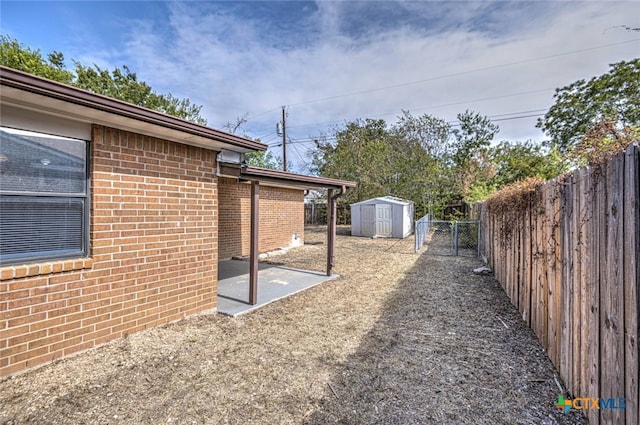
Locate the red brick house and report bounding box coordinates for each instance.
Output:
[0,66,354,376]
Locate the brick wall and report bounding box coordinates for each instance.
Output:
[0,126,218,376]
[218,177,304,259]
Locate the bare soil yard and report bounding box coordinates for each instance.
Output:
[1,226,587,424]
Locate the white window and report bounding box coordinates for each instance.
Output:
[0,127,89,265]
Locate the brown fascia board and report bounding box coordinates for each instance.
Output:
[241,165,356,190]
[0,66,266,152]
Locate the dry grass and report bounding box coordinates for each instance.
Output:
[0,226,586,424]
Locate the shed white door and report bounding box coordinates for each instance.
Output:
[361,205,376,237]
[376,204,392,237]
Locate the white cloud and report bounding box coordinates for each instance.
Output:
[101,1,639,168]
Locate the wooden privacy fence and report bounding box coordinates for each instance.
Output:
[477,144,639,425]
[304,203,350,225]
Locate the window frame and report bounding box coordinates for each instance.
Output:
[0,127,91,266]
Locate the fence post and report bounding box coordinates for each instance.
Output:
[414,214,430,253]
[477,219,481,259]
[454,222,459,256]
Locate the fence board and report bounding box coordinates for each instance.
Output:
[479,145,640,424]
[553,179,563,371]
[535,187,545,344]
[547,179,561,369]
[515,210,521,313]
[560,174,574,391]
[531,197,540,339]
[577,167,592,405]
[304,204,350,225]
[540,183,550,352]
[572,172,583,397]
[602,153,626,425]
[623,145,639,425]
[522,202,531,325]
[511,217,517,305]
[504,219,516,303]
[589,163,605,425]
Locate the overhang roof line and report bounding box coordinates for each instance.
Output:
[0,66,266,152]
[240,166,357,190]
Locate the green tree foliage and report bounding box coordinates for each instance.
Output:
[312,119,392,205]
[392,110,451,158]
[537,59,640,155]
[244,150,283,170]
[452,110,499,168]
[450,110,500,204]
[388,112,455,216]
[489,140,564,188]
[310,110,561,217]
[0,35,206,125]
[311,111,504,216]
[0,35,73,83]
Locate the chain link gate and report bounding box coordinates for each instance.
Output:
[415,219,480,257]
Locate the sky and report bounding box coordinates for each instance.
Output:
[1,1,639,172]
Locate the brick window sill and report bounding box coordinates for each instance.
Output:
[0,258,94,281]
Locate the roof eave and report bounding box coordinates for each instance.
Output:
[0,66,267,153]
[240,166,356,190]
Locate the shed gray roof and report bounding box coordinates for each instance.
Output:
[350,196,414,207]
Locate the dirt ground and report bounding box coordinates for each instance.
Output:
[1,226,587,425]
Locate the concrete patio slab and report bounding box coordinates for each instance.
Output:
[217,260,340,316]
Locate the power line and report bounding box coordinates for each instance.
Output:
[492,113,544,122]
[287,40,639,108]
[257,129,277,140]
[284,38,640,108]
[485,109,548,118]
[290,141,311,168]
[246,106,282,121]
[449,113,544,127]
[286,88,555,131]
[244,39,639,148]
[284,109,548,144]
[262,134,280,145]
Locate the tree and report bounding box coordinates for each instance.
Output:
[222,115,283,170]
[489,140,564,189]
[311,119,393,204]
[537,59,640,154]
[450,110,500,204]
[73,62,206,125]
[389,112,455,216]
[570,120,640,166]
[222,113,249,135]
[392,110,451,158]
[452,110,499,168]
[0,35,207,125]
[0,35,73,83]
[310,111,503,216]
[244,150,283,170]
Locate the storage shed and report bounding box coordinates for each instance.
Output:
[350,196,414,238]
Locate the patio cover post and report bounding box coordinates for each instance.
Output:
[326,188,336,276]
[249,180,259,305]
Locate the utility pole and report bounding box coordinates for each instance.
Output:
[281,106,287,172]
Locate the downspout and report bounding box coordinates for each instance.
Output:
[326,185,346,276]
